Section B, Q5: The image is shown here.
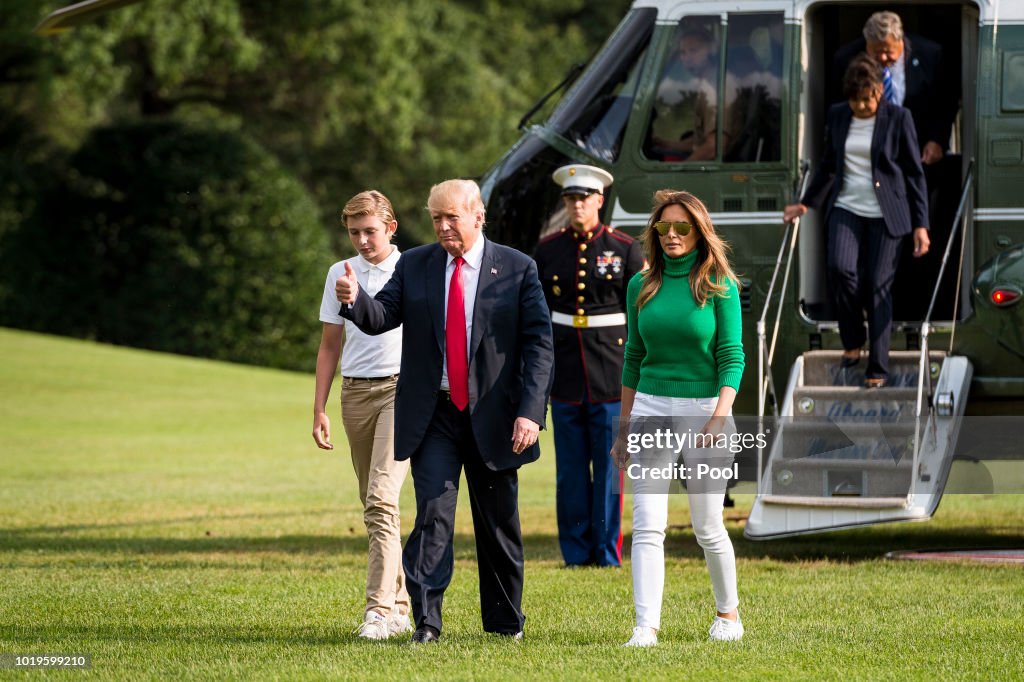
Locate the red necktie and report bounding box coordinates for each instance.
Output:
[446,257,469,411]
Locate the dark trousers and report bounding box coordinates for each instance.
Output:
[551,399,622,567]
[828,206,903,379]
[402,395,525,635]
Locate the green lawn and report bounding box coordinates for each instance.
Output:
[1,327,1022,680]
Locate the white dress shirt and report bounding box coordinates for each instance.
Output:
[319,246,402,377]
[890,54,907,106]
[440,235,485,391]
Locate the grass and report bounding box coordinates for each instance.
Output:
[1,327,1022,680]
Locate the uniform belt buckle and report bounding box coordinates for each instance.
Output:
[572,314,588,328]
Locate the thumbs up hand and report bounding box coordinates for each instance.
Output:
[335,261,359,305]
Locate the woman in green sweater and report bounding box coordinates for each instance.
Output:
[611,190,745,646]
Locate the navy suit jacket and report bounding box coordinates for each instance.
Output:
[833,35,956,151]
[802,100,929,237]
[341,237,554,471]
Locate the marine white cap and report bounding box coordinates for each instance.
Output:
[552,164,614,196]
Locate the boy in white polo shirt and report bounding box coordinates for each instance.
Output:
[312,190,409,639]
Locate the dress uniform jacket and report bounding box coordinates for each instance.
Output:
[534,224,645,403]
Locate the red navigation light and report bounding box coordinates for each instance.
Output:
[991,288,1021,306]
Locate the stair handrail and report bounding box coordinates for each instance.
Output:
[916,159,974,419]
[758,162,810,418]
[912,160,973,500]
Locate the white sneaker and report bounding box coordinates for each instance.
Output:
[387,612,413,636]
[708,615,744,641]
[622,626,658,647]
[356,611,391,640]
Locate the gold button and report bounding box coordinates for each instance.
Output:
[606,274,613,280]
[578,283,586,290]
[577,308,585,315]
[617,338,624,346]
[577,295,584,302]
[579,244,587,251]
[579,258,587,264]
[578,270,586,277]
[552,275,559,282]
[874,181,880,188]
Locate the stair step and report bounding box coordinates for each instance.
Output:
[761,495,908,509]
[800,350,946,388]
[774,420,917,463]
[790,386,921,417]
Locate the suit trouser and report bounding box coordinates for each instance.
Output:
[828,207,903,380]
[403,394,525,635]
[341,376,411,618]
[552,399,623,567]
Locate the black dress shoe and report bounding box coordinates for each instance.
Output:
[411,625,440,644]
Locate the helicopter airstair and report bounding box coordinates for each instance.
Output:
[743,350,972,538]
[745,163,975,539]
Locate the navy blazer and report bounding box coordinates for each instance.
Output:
[341,237,554,471]
[802,100,929,237]
[833,35,956,152]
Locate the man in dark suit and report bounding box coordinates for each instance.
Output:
[832,11,956,167]
[335,179,554,643]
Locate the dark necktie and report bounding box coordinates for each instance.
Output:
[446,257,469,410]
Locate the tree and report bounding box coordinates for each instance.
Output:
[1,121,330,371]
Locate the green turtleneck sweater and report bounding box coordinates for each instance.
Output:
[622,249,744,398]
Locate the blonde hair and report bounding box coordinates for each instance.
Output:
[426,179,486,220]
[863,11,903,43]
[341,190,396,227]
[637,189,738,309]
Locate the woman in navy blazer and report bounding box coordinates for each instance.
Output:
[785,54,930,387]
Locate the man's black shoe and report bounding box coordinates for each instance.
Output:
[411,625,440,644]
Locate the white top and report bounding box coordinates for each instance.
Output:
[319,247,402,377]
[834,116,883,219]
[440,235,485,391]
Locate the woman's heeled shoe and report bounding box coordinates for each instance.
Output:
[840,351,862,369]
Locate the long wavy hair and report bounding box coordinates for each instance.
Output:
[637,190,738,309]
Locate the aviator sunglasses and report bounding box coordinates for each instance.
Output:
[653,220,692,237]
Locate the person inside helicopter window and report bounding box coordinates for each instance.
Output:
[645,19,722,162]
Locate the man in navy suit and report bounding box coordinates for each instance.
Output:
[833,11,956,167]
[336,179,554,643]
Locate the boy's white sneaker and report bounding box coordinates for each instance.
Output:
[356,611,391,640]
[388,612,414,636]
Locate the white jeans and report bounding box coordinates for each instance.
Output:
[629,392,739,629]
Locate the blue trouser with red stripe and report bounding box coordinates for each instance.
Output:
[552,399,622,567]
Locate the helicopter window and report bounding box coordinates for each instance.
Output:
[1003,53,1024,112]
[546,8,657,163]
[643,16,722,163]
[722,13,784,162]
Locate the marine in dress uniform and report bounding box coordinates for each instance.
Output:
[533,164,645,567]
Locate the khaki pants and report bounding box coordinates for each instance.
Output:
[341,376,410,617]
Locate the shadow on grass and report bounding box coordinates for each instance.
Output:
[2,524,1021,566]
[0,623,370,647]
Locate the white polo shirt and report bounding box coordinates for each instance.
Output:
[319,247,402,377]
